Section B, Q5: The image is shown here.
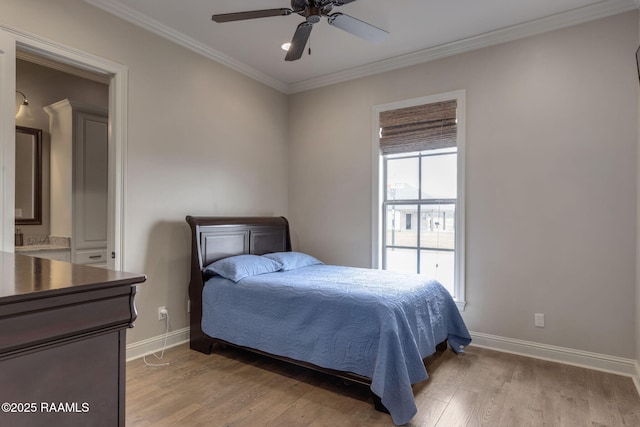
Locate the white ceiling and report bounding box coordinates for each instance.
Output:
[84,0,638,93]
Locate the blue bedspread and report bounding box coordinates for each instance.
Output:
[202,265,471,425]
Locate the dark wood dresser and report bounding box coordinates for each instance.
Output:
[0,252,146,427]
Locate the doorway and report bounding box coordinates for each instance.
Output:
[0,27,128,271]
[16,55,110,265]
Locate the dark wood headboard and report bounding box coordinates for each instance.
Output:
[185,216,292,352]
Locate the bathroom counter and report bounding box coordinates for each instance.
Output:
[15,245,71,262]
[14,235,71,261]
[15,243,70,252]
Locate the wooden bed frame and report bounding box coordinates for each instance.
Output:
[186,215,446,411]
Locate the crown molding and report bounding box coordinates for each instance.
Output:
[289,0,639,93]
[83,0,638,95]
[82,0,289,94]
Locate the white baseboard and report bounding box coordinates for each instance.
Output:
[125,327,189,362]
[470,331,640,396]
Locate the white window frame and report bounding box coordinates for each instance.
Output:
[372,90,466,310]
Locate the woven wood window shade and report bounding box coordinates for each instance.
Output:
[379,100,457,155]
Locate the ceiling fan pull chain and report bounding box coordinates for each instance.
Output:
[308,33,312,56]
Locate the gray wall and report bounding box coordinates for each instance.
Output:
[289,12,639,359]
[637,10,640,374]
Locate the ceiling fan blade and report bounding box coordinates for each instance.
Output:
[333,0,359,5]
[285,22,313,61]
[328,13,388,43]
[212,8,293,23]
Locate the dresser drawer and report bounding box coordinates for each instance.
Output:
[0,285,136,355]
[74,248,108,265]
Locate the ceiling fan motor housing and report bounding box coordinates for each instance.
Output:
[305,6,322,23]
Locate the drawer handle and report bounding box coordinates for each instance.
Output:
[89,255,102,259]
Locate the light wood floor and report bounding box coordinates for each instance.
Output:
[126,343,640,426]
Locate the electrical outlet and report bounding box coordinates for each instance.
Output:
[534,313,544,328]
[158,306,168,321]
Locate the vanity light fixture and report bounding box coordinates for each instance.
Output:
[15,90,34,122]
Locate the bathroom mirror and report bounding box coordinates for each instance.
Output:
[15,126,42,225]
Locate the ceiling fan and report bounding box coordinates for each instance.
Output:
[212,0,389,61]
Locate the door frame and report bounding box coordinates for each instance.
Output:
[0,24,128,271]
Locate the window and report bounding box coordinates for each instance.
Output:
[373,91,465,309]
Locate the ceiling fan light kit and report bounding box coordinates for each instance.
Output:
[212,0,388,61]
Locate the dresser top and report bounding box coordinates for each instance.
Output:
[0,252,146,303]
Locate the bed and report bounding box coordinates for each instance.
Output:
[186,216,471,425]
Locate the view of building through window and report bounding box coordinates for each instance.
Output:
[382,148,457,295]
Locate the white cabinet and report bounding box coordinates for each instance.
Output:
[45,100,108,266]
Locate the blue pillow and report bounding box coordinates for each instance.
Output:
[204,254,283,282]
[262,251,323,271]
